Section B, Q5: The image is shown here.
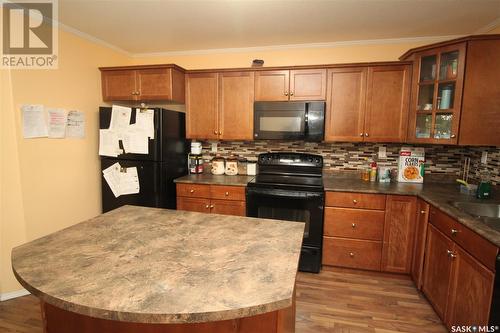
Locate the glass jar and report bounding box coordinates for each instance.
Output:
[225,156,238,176]
[211,156,225,175]
[237,158,248,175]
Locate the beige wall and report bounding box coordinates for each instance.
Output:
[1,29,130,294]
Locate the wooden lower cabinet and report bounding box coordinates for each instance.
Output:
[176,183,246,217]
[323,237,382,271]
[381,195,417,273]
[411,199,429,289]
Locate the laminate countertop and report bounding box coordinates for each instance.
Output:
[174,174,254,187]
[11,206,304,324]
[323,175,500,248]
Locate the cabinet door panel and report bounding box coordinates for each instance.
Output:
[411,199,429,290]
[186,73,219,140]
[254,70,289,101]
[289,69,326,101]
[364,65,410,142]
[136,68,172,100]
[382,195,417,273]
[101,70,136,101]
[211,199,246,216]
[325,68,367,141]
[445,245,494,328]
[219,72,254,140]
[422,225,454,320]
[177,197,211,213]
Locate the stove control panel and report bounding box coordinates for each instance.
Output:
[258,152,323,168]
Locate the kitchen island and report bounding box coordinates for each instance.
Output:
[11,205,304,333]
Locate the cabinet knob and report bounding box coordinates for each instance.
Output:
[225,192,229,196]
[205,204,210,209]
[290,92,294,96]
[447,250,457,259]
[353,199,358,204]
[420,210,426,214]
[213,130,218,134]
[284,91,289,96]
[349,252,355,257]
[219,131,222,135]
[351,223,356,229]
[451,229,459,236]
[190,189,195,193]
[210,204,214,209]
[451,134,456,138]
[360,133,364,137]
[365,133,369,137]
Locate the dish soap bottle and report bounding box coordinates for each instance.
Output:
[370,161,377,182]
[477,169,491,199]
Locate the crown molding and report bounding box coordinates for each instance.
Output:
[58,22,132,57]
[474,17,500,34]
[130,35,463,58]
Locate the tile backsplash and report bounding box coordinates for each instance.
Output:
[198,141,500,185]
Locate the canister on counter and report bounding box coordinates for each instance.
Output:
[225,156,238,176]
[237,157,248,175]
[211,156,225,175]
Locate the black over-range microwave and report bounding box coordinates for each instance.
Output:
[253,101,325,141]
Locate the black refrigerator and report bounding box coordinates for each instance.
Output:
[99,107,187,213]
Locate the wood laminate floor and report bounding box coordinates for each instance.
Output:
[0,268,446,333]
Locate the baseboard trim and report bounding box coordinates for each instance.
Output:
[0,289,30,301]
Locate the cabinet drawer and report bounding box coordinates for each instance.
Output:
[322,236,382,271]
[210,185,246,201]
[176,183,211,198]
[211,199,246,216]
[324,207,384,240]
[176,197,211,213]
[430,206,498,271]
[326,192,386,210]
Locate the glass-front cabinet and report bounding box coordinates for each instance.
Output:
[408,43,466,144]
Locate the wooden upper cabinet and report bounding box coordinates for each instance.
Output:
[255,69,326,101]
[364,65,410,142]
[459,39,500,146]
[254,70,290,101]
[186,73,219,140]
[100,65,185,103]
[445,245,494,328]
[219,72,255,140]
[289,69,326,101]
[381,195,417,274]
[411,199,429,290]
[101,70,137,101]
[325,67,367,142]
[422,224,454,319]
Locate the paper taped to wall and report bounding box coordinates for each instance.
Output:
[102,162,140,198]
[66,110,85,138]
[22,104,48,138]
[47,108,68,138]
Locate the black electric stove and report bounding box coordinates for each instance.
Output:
[246,152,324,273]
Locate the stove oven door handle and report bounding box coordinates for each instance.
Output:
[247,187,323,199]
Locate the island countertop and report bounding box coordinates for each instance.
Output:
[11,205,304,324]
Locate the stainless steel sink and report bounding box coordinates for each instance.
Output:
[451,201,500,219]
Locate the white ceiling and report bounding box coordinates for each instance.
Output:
[58,0,500,55]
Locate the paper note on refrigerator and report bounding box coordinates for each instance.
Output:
[66,110,85,138]
[109,105,132,136]
[122,125,149,154]
[102,162,122,197]
[99,129,121,157]
[119,167,140,195]
[22,104,48,138]
[47,108,68,138]
[134,108,155,139]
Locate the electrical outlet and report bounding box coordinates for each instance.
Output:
[481,151,488,164]
[211,142,218,153]
[378,146,387,159]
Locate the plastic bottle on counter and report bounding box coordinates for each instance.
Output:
[370,161,377,182]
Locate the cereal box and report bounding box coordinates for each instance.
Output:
[398,147,425,183]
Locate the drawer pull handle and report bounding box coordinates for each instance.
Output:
[420,210,426,214]
[190,189,195,193]
[205,204,210,209]
[349,252,355,257]
[447,250,457,259]
[451,229,459,236]
[353,199,358,204]
[351,223,356,229]
[225,192,229,196]
[210,204,214,209]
